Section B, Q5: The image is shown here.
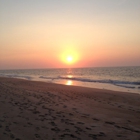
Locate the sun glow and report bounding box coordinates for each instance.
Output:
[66,56,73,63]
[60,49,79,65]
[66,80,73,85]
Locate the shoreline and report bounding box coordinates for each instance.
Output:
[0,77,140,139]
[1,75,140,94]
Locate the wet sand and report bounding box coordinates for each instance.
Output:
[0,77,140,140]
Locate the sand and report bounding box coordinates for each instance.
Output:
[0,77,140,140]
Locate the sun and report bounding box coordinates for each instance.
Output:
[66,56,73,63]
[60,49,80,65]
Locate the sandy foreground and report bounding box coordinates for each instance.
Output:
[0,77,140,140]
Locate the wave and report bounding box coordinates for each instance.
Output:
[39,76,55,80]
[0,74,32,80]
[40,75,140,86]
[113,84,136,89]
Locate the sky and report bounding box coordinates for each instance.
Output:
[0,0,140,69]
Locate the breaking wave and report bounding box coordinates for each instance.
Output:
[40,75,140,89]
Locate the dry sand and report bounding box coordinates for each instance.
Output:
[0,77,140,140]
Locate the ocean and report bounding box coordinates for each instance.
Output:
[0,66,140,94]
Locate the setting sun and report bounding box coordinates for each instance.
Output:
[60,48,80,66]
[66,56,73,63]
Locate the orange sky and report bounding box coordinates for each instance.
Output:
[0,1,140,69]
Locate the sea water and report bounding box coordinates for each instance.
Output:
[0,66,140,94]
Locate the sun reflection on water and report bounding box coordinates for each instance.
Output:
[66,80,73,85]
[67,75,73,78]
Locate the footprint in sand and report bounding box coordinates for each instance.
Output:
[60,134,77,139]
[77,122,84,125]
[51,127,60,133]
[86,127,92,130]
[93,118,100,121]
[105,121,115,125]
[5,126,11,132]
[10,133,15,139]
[35,133,40,138]
[88,134,97,139]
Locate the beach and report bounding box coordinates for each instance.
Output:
[0,77,140,140]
